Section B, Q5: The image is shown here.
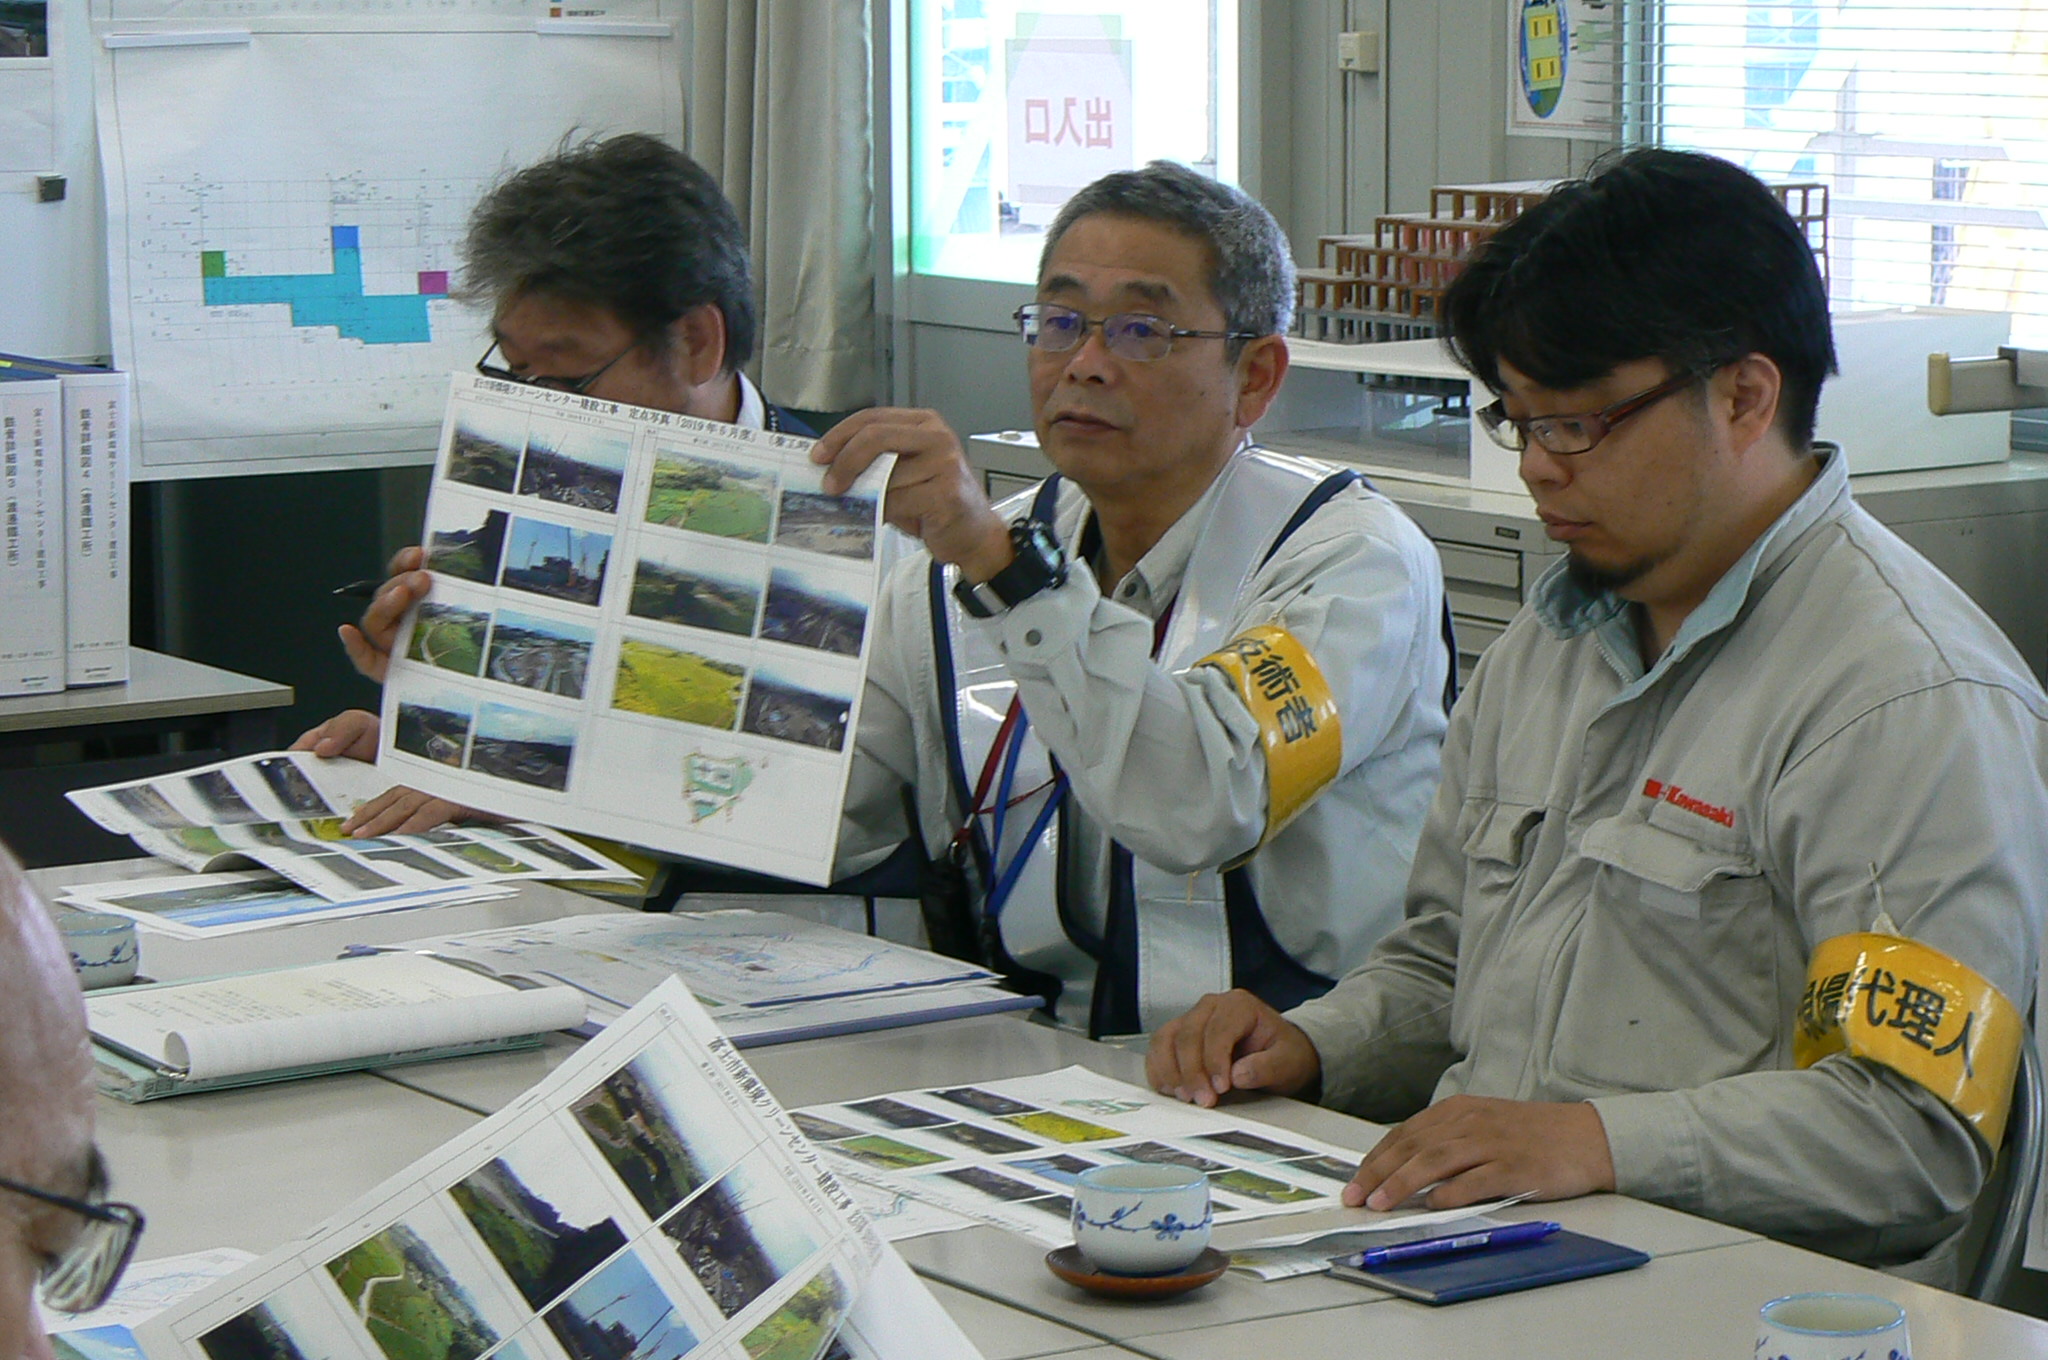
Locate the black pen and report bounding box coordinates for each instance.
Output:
[331,579,384,599]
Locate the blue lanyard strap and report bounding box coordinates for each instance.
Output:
[983,708,1067,924]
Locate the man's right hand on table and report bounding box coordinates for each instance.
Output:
[1145,988,1322,1109]
[341,545,432,683]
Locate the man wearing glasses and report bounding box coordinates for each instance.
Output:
[813,160,1450,1037]
[328,155,1451,1034]
[0,846,143,1358]
[1147,149,2048,1284]
[302,134,813,828]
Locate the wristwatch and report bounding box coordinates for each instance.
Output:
[953,518,1068,618]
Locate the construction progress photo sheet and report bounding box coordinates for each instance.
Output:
[379,375,893,885]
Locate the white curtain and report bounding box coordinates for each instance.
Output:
[689,0,877,413]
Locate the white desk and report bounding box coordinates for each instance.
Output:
[34,864,1108,1359]
[1111,1239,2048,1360]
[96,1074,479,1259]
[39,869,2048,1358]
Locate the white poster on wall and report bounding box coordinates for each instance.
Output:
[1004,15,1133,229]
[1505,0,1619,141]
[94,16,681,478]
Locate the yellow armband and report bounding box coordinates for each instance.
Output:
[1795,932,2025,1147]
[1196,624,1342,849]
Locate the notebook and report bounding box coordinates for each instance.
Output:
[1327,1228,1651,1304]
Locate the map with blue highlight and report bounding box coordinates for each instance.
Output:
[200,225,450,345]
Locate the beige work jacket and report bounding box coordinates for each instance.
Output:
[1289,451,2048,1281]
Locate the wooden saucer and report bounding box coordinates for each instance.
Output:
[1043,1245,1230,1299]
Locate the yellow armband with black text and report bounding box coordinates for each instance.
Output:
[1796,932,2024,1147]
[1196,624,1342,851]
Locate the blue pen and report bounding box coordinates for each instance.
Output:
[1353,1219,1562,1268]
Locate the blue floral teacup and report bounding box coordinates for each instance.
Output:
[57,911,138,990]
[1756,1292,1910,1360]
[1071,1163,1212,1276]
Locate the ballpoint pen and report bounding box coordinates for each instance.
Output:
[1350,1220,1563,1268]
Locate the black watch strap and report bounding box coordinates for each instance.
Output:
[953,518,1068,618]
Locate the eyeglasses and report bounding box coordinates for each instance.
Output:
[1475,369,1706,455]
[1013,302,1258,362]
[0,1166,145,1314]
[475,338,638,395]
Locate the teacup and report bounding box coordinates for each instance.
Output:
[1757,1292,1910,1360]
[1070,1163,1212,1276]
[57,911,139,990]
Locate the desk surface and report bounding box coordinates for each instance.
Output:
[0,648,292,733]
[46,870,2048,1359]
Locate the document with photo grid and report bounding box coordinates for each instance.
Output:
[134,977,982,1360]
[379,375,893,885]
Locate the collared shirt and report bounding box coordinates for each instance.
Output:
[734,372,769,431]
[839,449,1451,1020]
[1288,449,2048,1283]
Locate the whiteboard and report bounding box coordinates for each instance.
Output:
[94,9,683,478]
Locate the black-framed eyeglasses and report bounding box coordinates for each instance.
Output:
[475,338,638,395]
[1013,302,1258,363]
[0,1167,145,1314]
[1475,368,1707,456]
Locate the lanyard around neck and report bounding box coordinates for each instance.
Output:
[963,598,1177,924]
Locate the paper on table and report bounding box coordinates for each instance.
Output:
[85,953,586,1079]
[43,1248,258,1332]
[832,1250,983,1358]
[837,1173,981,1243]
[1239,1194,1536,1248]
[131,977,974,1360]
[799,1064,1373,1247]
[388,909,997,1009]
[60,869,514,939]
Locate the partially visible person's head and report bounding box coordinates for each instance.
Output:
[0,846,97,1360]
[1025,163,1293,509]
[1441,147,1836,449]
[461,134,755,418]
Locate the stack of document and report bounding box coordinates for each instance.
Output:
[367,907,1041,1046]
[85,952,589,1101]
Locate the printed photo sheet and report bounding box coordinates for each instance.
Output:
[67,750,632,907]
[47,1248,259,1360]
[794,1065,1370,1247]
[379,376,894,885]
[384,910,997,1012]
[57,870,513,942]
[134,978,982,1360]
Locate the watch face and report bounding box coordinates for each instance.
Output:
[1022,520,1063,566]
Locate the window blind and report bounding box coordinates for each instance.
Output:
[1627,1,2048,344]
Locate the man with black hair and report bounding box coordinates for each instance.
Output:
[1148,148,2048,1283]
[303,133,812,827]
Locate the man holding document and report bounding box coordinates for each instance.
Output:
[1146,149,2048,1286]
[324,149,1454,1039]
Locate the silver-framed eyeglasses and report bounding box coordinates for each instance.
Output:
[1474,368,1706,456]
[475,338,638,395]
[0,1165,145,1314]
[1013,302,1258,362]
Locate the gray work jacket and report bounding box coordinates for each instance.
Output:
[1289,451,2048,1281]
